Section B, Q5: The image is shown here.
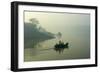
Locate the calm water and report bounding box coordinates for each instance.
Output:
[24,33,90,62]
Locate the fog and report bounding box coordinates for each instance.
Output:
[24,11,90,62]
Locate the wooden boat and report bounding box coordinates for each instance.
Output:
[54,41,69,49]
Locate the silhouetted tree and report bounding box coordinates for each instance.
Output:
[29,18,39,28]
[56,32,62,39]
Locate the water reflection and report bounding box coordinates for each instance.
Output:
[25,40,69,55]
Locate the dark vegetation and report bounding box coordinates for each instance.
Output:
[24,18,55,48]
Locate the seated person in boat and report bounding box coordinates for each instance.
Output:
[55,40,69,49]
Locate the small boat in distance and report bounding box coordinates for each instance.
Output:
[54,41,69,49]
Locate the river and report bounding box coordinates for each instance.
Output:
[24,34,90,62]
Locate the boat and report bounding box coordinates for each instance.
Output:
[54,41,69,49]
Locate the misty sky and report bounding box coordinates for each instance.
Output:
[24,11,90,40]
[24,11,90,34]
